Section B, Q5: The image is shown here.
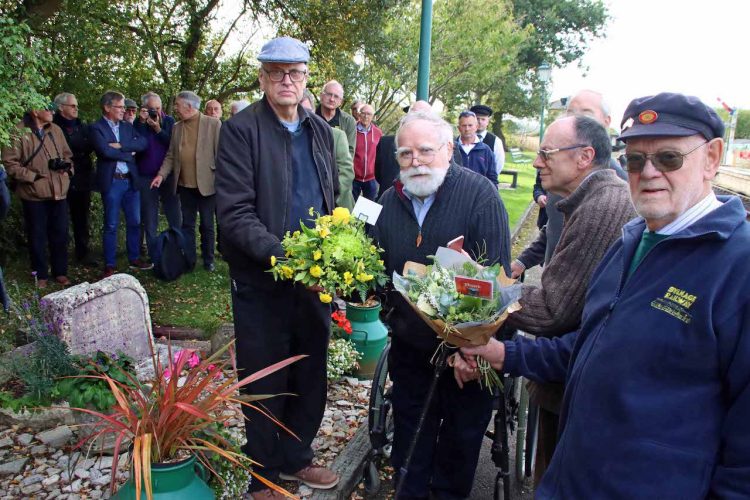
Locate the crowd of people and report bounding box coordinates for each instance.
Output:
[1,32,748,499]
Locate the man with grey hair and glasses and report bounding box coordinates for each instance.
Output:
[372,109,511,499]
[316,80,356,156]
[151,90,221,271]
[53,91,96,265]
[215,37,339,499]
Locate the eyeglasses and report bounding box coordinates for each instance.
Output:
[321,90,343,101]
[537,144,588,161]
[396,144,446,166]
[61,103,78,109]
[261,67,308,82]
[359,111,373,116]
[110,105,125,110]
[623,141,709,173]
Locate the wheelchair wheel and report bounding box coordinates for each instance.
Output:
[514,380,539,481]
[368,339,393,453]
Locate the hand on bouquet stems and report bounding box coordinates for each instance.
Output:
[451,353,480,389]
[461,338,506,371]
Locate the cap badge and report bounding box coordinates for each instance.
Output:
[639,110,658,124]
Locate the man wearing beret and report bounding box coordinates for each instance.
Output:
[457,92,750,497]
[215,36,340,499]
[470,104,505,175]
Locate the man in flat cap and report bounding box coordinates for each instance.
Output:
[456,92,750,497]
[470,104,505,175]
[215,36,339,499]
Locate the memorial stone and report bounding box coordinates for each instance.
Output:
[41,274,153,360]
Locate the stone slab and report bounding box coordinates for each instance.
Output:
[309,423,372,500]
[41,274,154,361]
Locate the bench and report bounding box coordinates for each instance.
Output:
[509,147,531,164]
[499,169,519,188]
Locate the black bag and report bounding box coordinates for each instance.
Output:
[152,227,194,281]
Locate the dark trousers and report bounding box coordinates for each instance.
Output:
[140,177,181,261]
[231,278,331,491]
[21,199,69,280]
[178,187,215,267]
[67,189,91,260]
[352,179,378,201]
[534,407,559,486]
[389,337,494,500]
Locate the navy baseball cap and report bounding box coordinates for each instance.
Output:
[257,36,310,64]
[618,92,724,142]
[470,104,493,116]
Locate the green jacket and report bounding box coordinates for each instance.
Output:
[338,110,357,157]
[332,127,354,210]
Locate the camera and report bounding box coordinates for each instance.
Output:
[148,108,158,120]
[48,158,72,172]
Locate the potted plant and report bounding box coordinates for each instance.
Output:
[72,342,304,500]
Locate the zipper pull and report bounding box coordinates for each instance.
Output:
[416,231,422,247]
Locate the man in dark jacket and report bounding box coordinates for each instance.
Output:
[459,93,750,498]
[214,37,339,500]
[90,90,149,278]
[53,92,96,265]
[455,110,497,186]
[134,91,180,263]
[373,110,511,499]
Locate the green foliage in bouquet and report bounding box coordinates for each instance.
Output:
[404,260,507,325]
[270,207,387,304]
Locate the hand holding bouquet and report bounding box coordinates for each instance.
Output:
[393,247,522,391]
[269,207,387,304]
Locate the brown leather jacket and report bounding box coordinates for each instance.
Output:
[2,122,73,201]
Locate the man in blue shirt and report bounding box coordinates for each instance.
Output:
[90,91,149,278]
[456,93,750,498]
[455,110,497,186]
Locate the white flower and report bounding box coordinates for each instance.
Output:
[417,295,436,316]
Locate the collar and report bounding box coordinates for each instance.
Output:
[458,135,481,146]
[650,191,723,235]
[357,122,372,133]
[104,117,119,128]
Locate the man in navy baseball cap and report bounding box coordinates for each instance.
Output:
[457,91,750,498]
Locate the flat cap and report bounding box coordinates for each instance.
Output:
[124,98,138,109]
[618,92,724,142]
[257,36,310,64]
[470,104,493,116]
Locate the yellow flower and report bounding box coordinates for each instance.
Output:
[319,215,332,225]
[281,266,294,279]
[377,260,384,266]
[344,271,354,285]
[370,245,377,253]
[308,207,315,216]
[285,250,293,258]
[319,227,331,238]
[313,250,322,261]
[357,272,374,282]
[309,265,323,278]
[319,292,333,303]
[332,207,351,225]
[270,255,277,267]
[293,230,301,237]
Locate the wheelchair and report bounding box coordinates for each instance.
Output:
[363,332,539,499]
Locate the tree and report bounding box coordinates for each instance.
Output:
[0,15,51,148]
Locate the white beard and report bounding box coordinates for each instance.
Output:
[400,164,449,198]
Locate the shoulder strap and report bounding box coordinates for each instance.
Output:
[22,133,47,168]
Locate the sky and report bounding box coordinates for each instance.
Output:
[551,0,750,131]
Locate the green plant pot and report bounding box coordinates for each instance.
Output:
[346,301,388,379]
[112,455,214,499]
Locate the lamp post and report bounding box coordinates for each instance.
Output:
[416,0,433,101]
[538,62,552,143]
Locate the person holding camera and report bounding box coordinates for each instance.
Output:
[1,105,74,288]
[135,91,180,263]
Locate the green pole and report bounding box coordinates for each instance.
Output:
[539,88,547,142]
[416,0,433,101]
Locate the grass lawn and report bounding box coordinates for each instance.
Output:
[498,151,537,230]
[3,255,231,338]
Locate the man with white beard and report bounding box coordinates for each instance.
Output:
[372,110,511,499]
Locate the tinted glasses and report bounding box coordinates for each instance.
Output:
[623,141,708,173]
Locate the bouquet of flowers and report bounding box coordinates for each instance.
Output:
[270,207,387,304]
[393,247,522,390]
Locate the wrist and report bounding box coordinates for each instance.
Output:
[513,259,526,272]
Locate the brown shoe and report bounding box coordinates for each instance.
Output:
[55,276,70,286]
[129,258,154,270]
[100,266,116,280]
[279,465,339,489]
[36,279,48,289]
[248,488,286,499]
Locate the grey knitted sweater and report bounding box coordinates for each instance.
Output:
[508,168,636,336]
